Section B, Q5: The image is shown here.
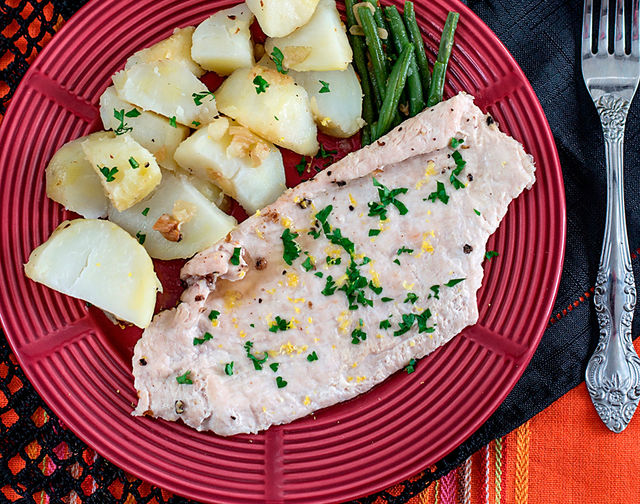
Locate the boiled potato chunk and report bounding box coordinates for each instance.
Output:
[125,26,204,77]
[108,171,236,260]
[45,132,112,218]
[99,86,189,171]
[215,66,318,156]
[24,219,161,328]
[191,4,254,75]
[264,0,352,71]
[174,117,287,214]
[113,60,218,126]
[247,0,319,38]
[82,134,162,211]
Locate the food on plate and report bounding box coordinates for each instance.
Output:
[264,0,352,72]
[125,26,204,77]
[112,59,218,126]
[215,65,319,156]
[247,0,320,38]
[81,133,162,211]
[99,86,189,172]
[45,132,112,218]
[191,4,254,75]
[132,93,536,435]
[174,117,286,214]
[108,171,237,260]
[24,219,161,328]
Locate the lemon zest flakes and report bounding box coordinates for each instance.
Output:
[369,261,381,288]
[286,272,299,287]
[255,228,265,240]
[376,333,384,339]
[262,406,267,413]
[281,216,293,228]
[417,232,435,257]
[402,280,415,290]
[352,362,358,368]
[347,376,354,382]
[324,245,342,258]
[303,396,311,406]
[211,319,219,328]
[356,376,366,383]
[266,287,276,295]
[338,311,350,334]
[415,160,436,189]
[239,330,247,338]
[348,193,358,207]
[224,290,243,310]
[280,342,296,355]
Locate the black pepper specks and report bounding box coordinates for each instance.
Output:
[298,198,312,209]
[348,205,354,211]
[335,180,346,187]
[231,415,237,420]
[463,244,473,254]
[486,115,495,126]
[139,358,147,366]
[256,258,268,270]
[467,174,474,181]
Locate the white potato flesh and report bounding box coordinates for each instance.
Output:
[175,118,287,214]
[113,60,218,126]
[215,66,318,155]
[45,132,111,218]
[264,0,352,71]
[246,0,319,38]
[191,4,254,75]
[108,171,237,260]
[125,27,204,77]
[24,219,161,328]
[99,86,189,171]
[82,134,162,211]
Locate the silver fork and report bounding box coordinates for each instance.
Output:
[583,0,640,433]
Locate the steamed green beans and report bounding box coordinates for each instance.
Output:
[427,11,459,106]
[358,6,388,105]
[403,2,431,92]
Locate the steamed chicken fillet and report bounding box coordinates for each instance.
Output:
[133,93,536,436]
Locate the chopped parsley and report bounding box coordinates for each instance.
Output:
[450,137,464,149]
[276,376,288,388]
[301,256,314,272]
[192,121,201,127]
[113,108,133,135]
[416,309,434,333]
[339,258,373,310]
[368,177,409,220]
[485,250,499,260]
[224,362,234,376]
[270,47,288,74]
[230,247,241,266]
[295,157,308,175]
[141,207,150,216]
[135,231,146,245]
[445,278,465,287]
[368,229,381,236]
[169,116,177,128]
[315,271,324,278]
[381,297,394,302]
[426,181,449,204]
[394,314,416,336]
[450,150,466,189]
[405,358,416,374]
[314,205,333,234]
[317,144,338,159]
[274,116,278,121]
[192,91,215,106]
[125,108,141,118]
[397,246,413,255]
[99,166,118,182]
[351,327,367,345]
[176,370,193,384]
[269,362,280,372]
[306,351,318,362]
[322,275,337,295]
[429,285,440,299]
[368,281,382,295]
[193,332,213,346]
[326,256,341,266]
[128,156,139,169]
[404,292,418,304]
[393,258,401,265]
[253,75,270,94]
[281,228,301,265]
[319,80,331,93]
[244,341,268,370]
[269,316,290,332]
[474,208,481,216]
[379,318,392,330]
[208,310,220,321]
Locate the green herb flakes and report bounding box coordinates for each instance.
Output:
[270,47,288,74]
[125,108,141,118]
[128,157,139,169]
[192,121,201,127]
[99,166,118,182]
[276,376,288,388]
[394,313,416,337]
[381,297,394,302]
[379,318,392,330]
[306,351,318,362]
[322,275,337,295]
[113,108,133,135]
[397,246,414,255]
[141,207,150,216]
[351,327,367,345]
[430,285,440,299]
[317,144,337,159]
[295,157,308,176]
[444,278,465,287]
[269,316,290,333]
[192,91,215,106]
[224,362,234,376]
[281,228,301,265]
[302,256,314,272]
[404,292,418,304]
[369,281,382,295]
[169,116,177,128]
[426,181,449,204]
[393,258,401,266]
[368,229,381,236]
[315,271,324,278]
[485,250,499,260]
[230,247,241,266]
[208,310,220,321]
[450,137,464,149]
[176,370,193,384]
[368,177,409,220]
[474,208,481,216]
[319,80,331,93]
[135,231,146,245]
[253,75,270,94]
[405,358,416,374]
[326,256,341,266]
[244,340,268,370]
[193,332,213,346]
[269,362,280,372]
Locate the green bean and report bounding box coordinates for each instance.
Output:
[345,0,376,130]
[358,6,388,104]
[364,0,392,69]
[427,11,459,106]
[361,124,372,146]
[368,61,384,110]
[384,6,424,117]
[374,44,414,140]
[404,1,431,93]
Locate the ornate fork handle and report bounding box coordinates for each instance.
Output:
[585,94,640,433]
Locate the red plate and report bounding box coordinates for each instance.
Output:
[0,0,565,502]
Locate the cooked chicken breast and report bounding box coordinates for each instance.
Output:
[132,93,536,436]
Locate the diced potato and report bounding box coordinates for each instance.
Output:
[113,59,218,126]
[108,171,237,260]
[99,86,189,171]
[191,4,254,75]
[247,0,319,38]
[125,27,204,77]
[24,219,161,328]
[82,134,162,211]
[187,175,225,208]
[45,132,112,218]
[174,118,287,214]
[215,65,318,156]
[264,0,352,71]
